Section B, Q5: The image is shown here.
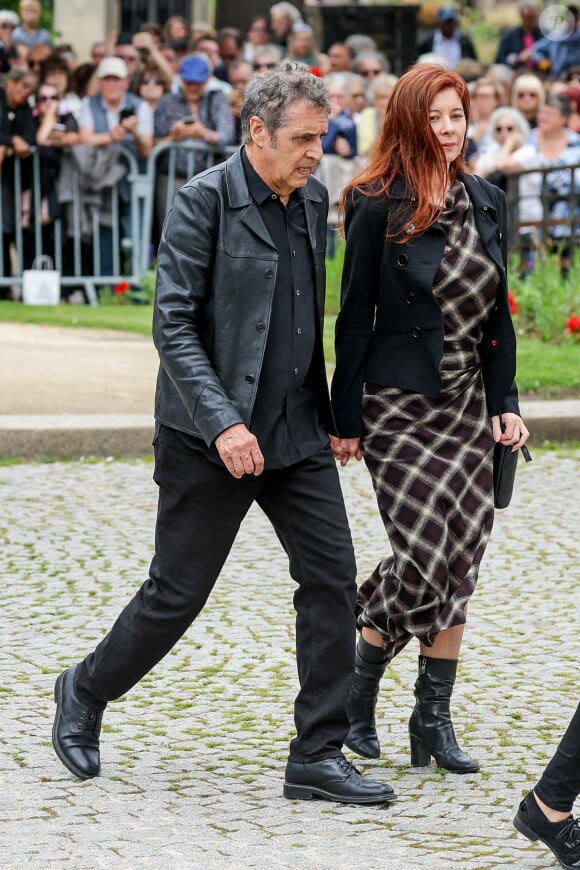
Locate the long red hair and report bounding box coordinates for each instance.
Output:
[340,64,470,242]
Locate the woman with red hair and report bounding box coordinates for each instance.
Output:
[331,64,529,773]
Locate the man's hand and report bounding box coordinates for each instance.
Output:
[330,435,363,466]
[215,423,265,478]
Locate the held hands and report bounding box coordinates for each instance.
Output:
[330,435,363,467]
[491,412,530,450]
[215,423,265,479]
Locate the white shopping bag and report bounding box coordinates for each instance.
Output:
[22,256,61,305]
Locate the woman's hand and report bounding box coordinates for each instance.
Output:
[330,436,363,466]
[491,412,530,449]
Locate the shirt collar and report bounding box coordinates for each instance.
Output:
[241,146,302,206]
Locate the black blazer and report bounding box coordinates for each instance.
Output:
[331,172,519,438]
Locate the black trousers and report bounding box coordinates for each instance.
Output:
[535,702,580,813]
[76,425,358,762]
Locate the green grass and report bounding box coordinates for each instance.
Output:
[0,300,153,335]
[2,266,579,399]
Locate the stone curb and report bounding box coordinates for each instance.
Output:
[0,401,579,459]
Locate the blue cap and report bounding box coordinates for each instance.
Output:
[180,54,210,83]
[438,7,458,22]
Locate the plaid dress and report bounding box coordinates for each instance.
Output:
[357,180,500,658]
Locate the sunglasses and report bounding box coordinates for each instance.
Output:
[142,76,163,85]
[38,94,60,102]
[495,124,514,132]
[254,62,276,70]
[360,68,381,77]
[0,22,15,28]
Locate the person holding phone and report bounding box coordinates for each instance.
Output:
[76,56,153,280]
[153,53,235,228]
[78,57,153,161]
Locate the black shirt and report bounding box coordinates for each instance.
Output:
[177,147,328,469]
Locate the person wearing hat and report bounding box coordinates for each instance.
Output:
[76,56,153,280]
[496,0,542,69]
[0,9,19,72]
[153,53,235,227]
[78,56,153,160]
[418,7,478,70]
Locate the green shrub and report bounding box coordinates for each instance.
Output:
[508,253,580,343]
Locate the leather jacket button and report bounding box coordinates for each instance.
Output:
[405,291,416,305]
[265,269,273,278]
[256,322,265,332]
[245,374,255,384]
[397,253,408,267]
[411,326,421,339]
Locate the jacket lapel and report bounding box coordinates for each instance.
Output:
[461,172,500,251]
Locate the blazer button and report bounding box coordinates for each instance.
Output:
[256,322,265,332]
[397,253,408,267]
[405,291,416,305]
[411,326,421,339]
[265,269,273,278]
[245,374,255,384]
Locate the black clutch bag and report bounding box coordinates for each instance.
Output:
[493,443,532,509]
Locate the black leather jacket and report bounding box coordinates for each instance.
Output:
[153,148,332,445]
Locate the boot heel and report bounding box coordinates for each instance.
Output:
[410,733,431,766]
[283,783,313,800]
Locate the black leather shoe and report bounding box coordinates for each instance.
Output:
[513,792,580,869]
[283,755,396,804]
[52,666,103,779]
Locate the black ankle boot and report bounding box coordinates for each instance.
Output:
[408,655,479,774]
[344,638,388,759]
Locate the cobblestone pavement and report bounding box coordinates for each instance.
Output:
[1,450,578,869]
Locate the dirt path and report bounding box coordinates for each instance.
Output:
[1,323,157,415]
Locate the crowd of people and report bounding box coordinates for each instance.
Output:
[2,1,580,295]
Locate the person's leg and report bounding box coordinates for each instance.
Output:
[409,618,478,774]
[77,427,257,707]
[258,448,396,804]
[535,702,580,814]
[257,448,357,762]
[53,426,258,778]
[513,703,580,867]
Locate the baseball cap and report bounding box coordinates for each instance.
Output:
[0,10,20,26]
[438,7,459,22]
[180,54,210,83]
[97,57,129,79]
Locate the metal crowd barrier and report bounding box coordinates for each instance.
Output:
[2,145,579,304]
[504,162,580,256]
[0,141,235,305]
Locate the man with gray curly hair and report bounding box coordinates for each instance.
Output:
[52,63,396,807]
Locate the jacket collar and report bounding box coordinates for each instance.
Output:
[224,147,322,251]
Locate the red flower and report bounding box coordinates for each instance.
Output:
[567,313,580,334]
[508,290,519,315]
[114,281,131,296]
